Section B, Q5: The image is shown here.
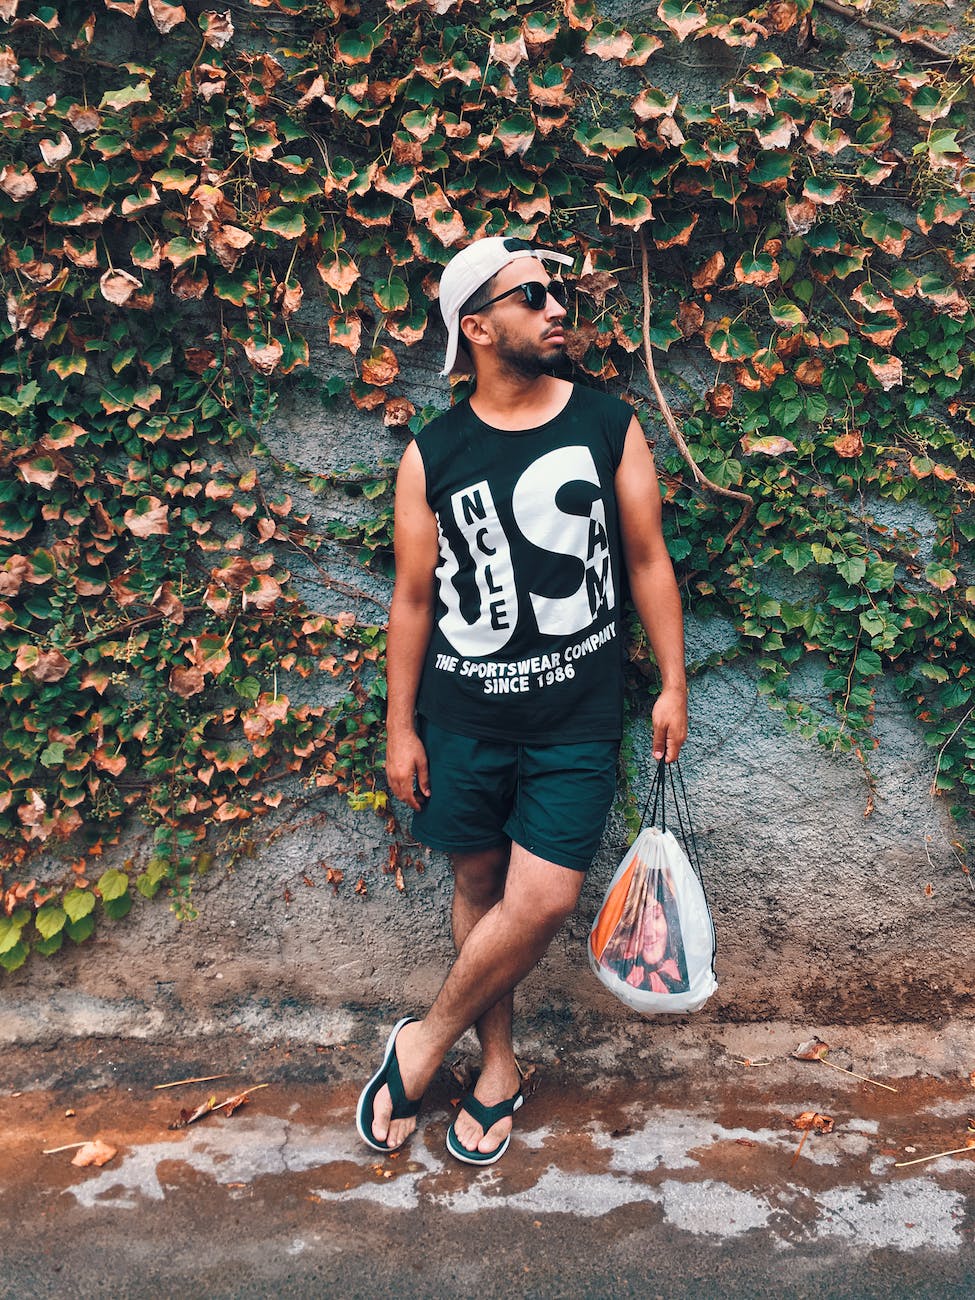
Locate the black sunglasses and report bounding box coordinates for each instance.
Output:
[474,279,569,313]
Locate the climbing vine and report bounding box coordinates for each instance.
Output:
[0,0,972,969]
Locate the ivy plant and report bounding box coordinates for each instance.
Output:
[0,0,972,970]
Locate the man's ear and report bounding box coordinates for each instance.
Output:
[460,311,491,352]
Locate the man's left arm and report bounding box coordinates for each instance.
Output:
[615,417,688,763]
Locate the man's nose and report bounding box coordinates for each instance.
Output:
[544,290,566,319]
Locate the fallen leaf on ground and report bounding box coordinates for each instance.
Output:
[447,1057,474,1089]
[790,1111,834,1165]
[792,1037,896,1092]
[71,1139,117,1167]
[517,1060,540,1097]
[168,1084,267,1129]
[171,1095,218,1129]
[793,1111,835,1133]
[793,1036,830,1061]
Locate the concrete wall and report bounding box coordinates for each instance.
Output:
[3,261,972,1044]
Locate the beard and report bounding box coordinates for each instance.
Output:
[494,329,566,380]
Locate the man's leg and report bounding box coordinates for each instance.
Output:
[449,846,521,1156]
[372,843,583,1150]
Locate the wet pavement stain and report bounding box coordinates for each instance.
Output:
[2,1033,974,1297]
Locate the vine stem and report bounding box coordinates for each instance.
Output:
[282,531,389,612]
[638,231,753,544]
[65,607,206,651]
[816,0,954,61]
[931,699,975,805]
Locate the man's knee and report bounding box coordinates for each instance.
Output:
[451,846,508,907]
[531,890,578,934]
[504,851,584,934]
[505,881,578,937]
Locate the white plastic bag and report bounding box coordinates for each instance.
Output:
[588,767,717,1015]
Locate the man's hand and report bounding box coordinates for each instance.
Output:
[386,728,431,811]
[651,686,688,764]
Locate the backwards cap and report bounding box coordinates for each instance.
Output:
[438,235,573,376]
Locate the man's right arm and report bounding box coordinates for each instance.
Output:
[385,441,439,811]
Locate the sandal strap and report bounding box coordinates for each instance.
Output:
[386,1039,421,1120]
[460,1087,522,1131]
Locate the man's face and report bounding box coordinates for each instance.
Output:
[471,257,567,379]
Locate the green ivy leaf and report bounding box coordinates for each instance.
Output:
[99,82,152,112]
[0,941,29,972]
[0,914,28,956]
[63,889,96,922]
[66,914,96,944]
[261,208,306,239]
[373,276,409,312]
[782,542,814,573]
[97,868,130,902]
[836,556,867,584]
[67,163,111,196]
[855,649,883,677]
[656,0,708,41]
[335,24,380,63]
[925,563,956,591]
[104,894,133,920]
[769,299,806,327]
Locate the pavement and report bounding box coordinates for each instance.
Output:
[2,1017,974,1299]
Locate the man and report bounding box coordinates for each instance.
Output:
[356,235,687,1165]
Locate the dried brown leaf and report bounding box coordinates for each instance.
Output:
[99,269,141,306]
[361,346,400,387]
[148,0,186,33]
[0,165,37,201]
[15,646,71,683]
[576,271,617,306]
[66,104,101,134]
[242,338,283,376]
[691,250,724,291]
[71,1139,117,1167]
[867,356,903,391]
[123,498,169,538]
[207,224,253,271]
[489,32,527,72]
[168,666,205,699]
[677,300,704,338]
[200,10,233,48]
[793,1036,830,1061]
[792,1110,834,1133]
[833,430,864,459]
[705,383,734,417]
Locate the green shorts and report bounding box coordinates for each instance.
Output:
[411,718,619,873]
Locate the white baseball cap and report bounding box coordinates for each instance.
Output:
[438,235,573,376]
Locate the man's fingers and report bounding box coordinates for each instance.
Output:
[386,740,429,810]
[415,751,431,798]
[652,721,666,761]
[387,766,416,810]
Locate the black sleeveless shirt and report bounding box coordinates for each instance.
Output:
[413,385,632,744]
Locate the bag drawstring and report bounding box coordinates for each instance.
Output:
[636,755,715,966]
[640,755,699,872]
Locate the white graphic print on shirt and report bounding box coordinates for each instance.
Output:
[436,445,615,657]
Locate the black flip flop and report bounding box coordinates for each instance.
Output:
[355,1016,422,1153]
[445,1086,524,1165]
